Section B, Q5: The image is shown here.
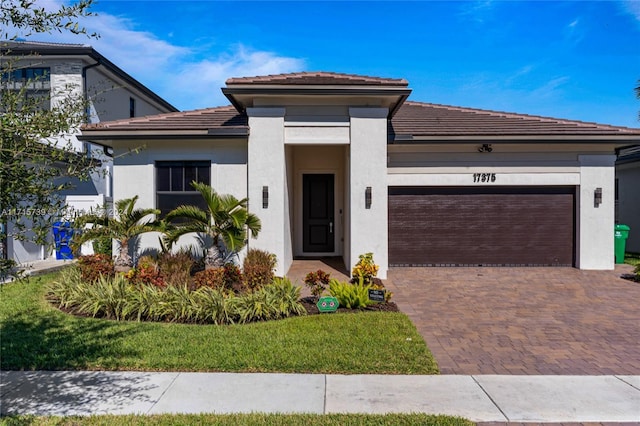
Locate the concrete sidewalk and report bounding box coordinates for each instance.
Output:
[1,371,639,422]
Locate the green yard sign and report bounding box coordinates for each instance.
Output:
[317,296,339,313]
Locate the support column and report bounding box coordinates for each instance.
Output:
[577,154,616,270]
[246,108,291,276]
[349,107,388,279]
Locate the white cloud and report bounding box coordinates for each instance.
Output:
[458,0,495,24]
[167,45,306,109]
[15,0,305,110]
[620,0,640,23]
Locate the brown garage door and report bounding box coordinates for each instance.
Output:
[388,186,575,267]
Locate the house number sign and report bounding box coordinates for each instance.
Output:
[473,173,497,183]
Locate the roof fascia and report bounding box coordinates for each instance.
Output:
[222,87,412,117]
[391,135,640,143]
[78,130,248,145]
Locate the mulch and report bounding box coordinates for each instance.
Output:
[299,296,399,315]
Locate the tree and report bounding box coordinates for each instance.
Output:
[73,196,161,272]
[163,182,262,269]
[1,0,99,276]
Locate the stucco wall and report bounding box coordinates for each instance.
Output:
[349,108,389,279]
[112,139,247,262]
[388,144,617,270]
[86,67,168,123]
[246,108,290,276]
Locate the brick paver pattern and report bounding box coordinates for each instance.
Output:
[386,266,640,375]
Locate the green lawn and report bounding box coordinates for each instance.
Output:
[0,272,438,374]
[1,414,473,426]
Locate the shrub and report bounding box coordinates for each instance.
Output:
[267,276,307,317]
[304,269,331,298]
[77,254,114,283]
[329,278,373,309]
[223,263,243,288]
[157,251,193,287]
[234,278,304,323]
[126,256,165,288]
[48,267,306,325]
[92,236,113,257]
[193,268,226,290]
[243,249,277,290]
[635,264,640,280]
[351,252,379,285]
[191,287,236,324]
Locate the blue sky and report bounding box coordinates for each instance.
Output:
[28,1,640,127]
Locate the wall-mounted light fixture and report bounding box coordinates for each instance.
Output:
[262,186,269,209]
[365,186,372,209]
[478,143,493,153]
[594,187,602,208]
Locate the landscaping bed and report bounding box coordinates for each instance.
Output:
[300,296,399,315]
[0,271,438,374]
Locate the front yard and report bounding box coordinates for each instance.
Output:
[0,271,437,374]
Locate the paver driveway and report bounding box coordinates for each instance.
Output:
[386,266,640,375]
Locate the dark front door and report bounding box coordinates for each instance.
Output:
[303,174,334,253]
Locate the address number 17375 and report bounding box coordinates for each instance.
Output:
[473,173,497,183]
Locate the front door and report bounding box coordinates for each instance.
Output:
[303,174,334,253]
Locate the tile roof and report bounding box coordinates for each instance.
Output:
[390,101,640,138]
[81,101,640,140]
[82,106,247,131]
[226,71,409,86]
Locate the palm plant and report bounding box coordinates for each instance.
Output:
[163,182,261,269]
[73,196,161,271]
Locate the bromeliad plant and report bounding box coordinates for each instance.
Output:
[329,278,373,309]
[163,182,261,269]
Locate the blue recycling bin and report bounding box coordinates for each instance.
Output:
[52,222,74,260]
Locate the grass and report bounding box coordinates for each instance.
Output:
[624,252,640,267]
[0,271,438,374]
[1,414,473,426]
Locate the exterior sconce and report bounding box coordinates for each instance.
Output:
[478,143,493,153]
[365,187,372,209]
[262,186,268,209]
[594,187,602,208]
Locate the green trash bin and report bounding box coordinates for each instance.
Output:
[614,224,630,264]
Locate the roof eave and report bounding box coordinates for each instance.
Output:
[222,87,412,118]
[391,134,640,144]
[79,129,248,146]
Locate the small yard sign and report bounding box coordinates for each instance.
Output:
[317,296,339,313]
[368,289,386,302]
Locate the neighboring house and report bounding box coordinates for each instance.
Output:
[79,72,640,278]
[615,145,640,253]
[1,41,177,263]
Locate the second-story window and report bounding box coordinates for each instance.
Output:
[129,97,135,118]
[1,67,51,110]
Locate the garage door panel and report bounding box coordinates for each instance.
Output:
[388,187,575,266]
